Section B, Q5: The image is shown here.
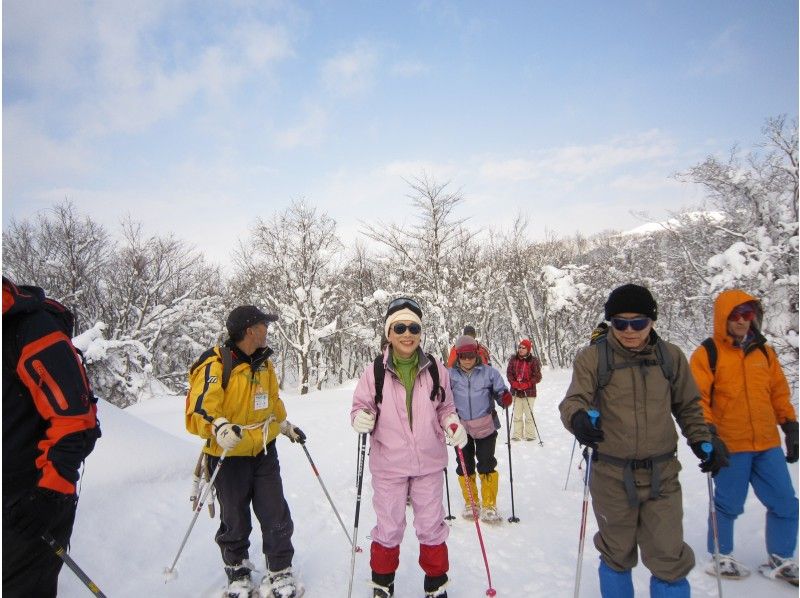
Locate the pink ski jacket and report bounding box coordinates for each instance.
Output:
[351,348,457,478]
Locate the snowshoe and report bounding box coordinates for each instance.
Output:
[480,506,502,524]
[371,582,394,597]
[259,567,304,598]
[461,505,476,520]
[223,564,256,598]
[758,554,799,586]
[704,555,750,580]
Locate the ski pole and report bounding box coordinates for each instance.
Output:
[573,409,599,598]
[504,405,519,523]
[300,443,361,551]
[347,433,367,598]
[42,533,107,597]
[525,397,543,446]
[443,467,456,521]
[704,442,724,598]
[164,449,228,581]
[451,423,497,596]
[564,437,578,490]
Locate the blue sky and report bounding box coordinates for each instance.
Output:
[3,1,798,265]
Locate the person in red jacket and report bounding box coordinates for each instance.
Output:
[506,339,542,441]
[446,325,490,368]
[2,277,100,596]
[690,289,798,585]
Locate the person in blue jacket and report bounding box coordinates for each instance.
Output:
[448,335,512,523]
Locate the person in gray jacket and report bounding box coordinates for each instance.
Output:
[559,284,728,598]
[449,335,512,523]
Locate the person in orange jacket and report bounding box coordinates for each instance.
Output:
[446,326,490,368]
[690,289,798,585]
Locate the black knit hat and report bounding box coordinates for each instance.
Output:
[604,284,658,321]
[462,325,477,337]
[226,305,278,336]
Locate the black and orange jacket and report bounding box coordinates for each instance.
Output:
[2,278,100,496]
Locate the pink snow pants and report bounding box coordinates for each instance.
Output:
[371,470,449,548]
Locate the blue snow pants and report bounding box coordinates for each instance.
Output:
[708,447,798,557]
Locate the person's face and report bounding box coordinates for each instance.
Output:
[388,320,421,358]
[458,352,478,371]
[517,344,529,357]
[726,303,755,339]
[246,321,269,349]
[609,312,652,350]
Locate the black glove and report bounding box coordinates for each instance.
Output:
[781,421,798,463]
[690,434,730,477]
[570,410,604,449]
[8,487,76,537]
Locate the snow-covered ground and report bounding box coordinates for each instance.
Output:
[59,369,797,597]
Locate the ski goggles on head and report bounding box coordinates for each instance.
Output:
[386,297,422,319]
[391,322,421,335]
[728,304,756,322]
[610,316,651,332]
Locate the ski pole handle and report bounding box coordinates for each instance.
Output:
[587,409,600,428]
[450,423,458,432]
[701,441,713,457]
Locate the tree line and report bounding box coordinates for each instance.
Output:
[3,117,797,407]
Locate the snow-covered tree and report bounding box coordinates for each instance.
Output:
[233,200,344,394]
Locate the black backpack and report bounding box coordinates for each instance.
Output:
[373,353,445,407]
[189,345,234,390]
[590,323,676,393]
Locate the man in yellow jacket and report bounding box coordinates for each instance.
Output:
[690,289,798,586]
[186,305,306,598]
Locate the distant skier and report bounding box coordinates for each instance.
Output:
[448,334,512,523]
[560,283,727,597]
[689,289,798,586]
[186,305,306,598]
[506,338,542,442]
[351,297,467,598]
[2,277,101,597]
[446,325,491,367]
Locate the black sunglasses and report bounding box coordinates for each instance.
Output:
[610,317,651,332]
[392,322,421,335]
[386,297,423,319]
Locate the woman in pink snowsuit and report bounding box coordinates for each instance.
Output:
[351,297,467,598]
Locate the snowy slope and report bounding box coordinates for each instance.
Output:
[58,370,797,597]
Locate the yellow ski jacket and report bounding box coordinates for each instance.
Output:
[185,344,286,457]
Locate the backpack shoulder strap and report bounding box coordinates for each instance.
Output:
[654,339,676,385]
[596,338,614,391]
[426,353,445,402]
[700,337,717,407]
[373,355,385,405]
[701,338,717,375]
[219,346,233,391]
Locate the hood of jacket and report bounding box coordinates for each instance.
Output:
[2,277,46,319]
[713,289,762,345]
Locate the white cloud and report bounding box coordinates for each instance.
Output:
[479,130,676,182]
[274,104,329,148]
[321,42,379,97]
[688,25,747,77]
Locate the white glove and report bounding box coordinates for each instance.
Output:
[444,414,468,449]
[352,410,376,434]
[213,417,242,450]
[280,420,306,444]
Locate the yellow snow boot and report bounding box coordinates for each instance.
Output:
[457,474,479,519]
[480,471,501,523]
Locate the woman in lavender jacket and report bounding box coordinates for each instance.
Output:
[350,297,467,598]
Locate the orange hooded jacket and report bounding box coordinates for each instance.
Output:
[689,289,796,453]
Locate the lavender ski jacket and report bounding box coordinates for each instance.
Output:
[351,348,457,478]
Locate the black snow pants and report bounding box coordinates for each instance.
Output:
[209,440,295,572]
[2,488,77,597]
[454,431,498,476]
